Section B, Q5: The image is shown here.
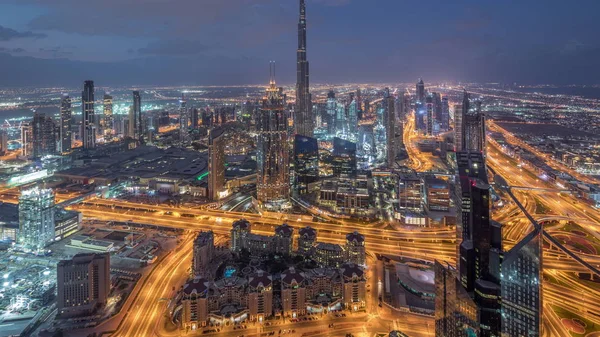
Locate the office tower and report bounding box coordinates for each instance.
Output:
[416,78,425,103]
[18,187,55,251]
[456,151,501,336]
[201,109,212,127]
[345,231,365,266]
[129,91,142,141]
[454,104,463,150]
[332,137,357,177]
[336,102,346,135]
[363,98,370,116]
[274,223,294,255]
[281,267,306,318]
[395,94,405,121]
[441,96,449,131]
[398,172,422,211]
[247,271,273,322]
[103,94,113,135]
[0,129,7,155]
[21,122,32,157]
[191,107,199,130]
[208,127,226,201]
[501,228,543,337]
[256,64,290,210]
[295,0,313,137]
[455,91,486,156]
[32,111,56,159]
[348,99,358,137]
[434,261,479,337]
[192,231,214,279]
[59,95,72,154]
[326,90,336,135]
[179,94,189,145]
[457,152,490,289]
[426,94,434,136]
[384,89,395,167]
[293,135,319,194]
[82,80,95,149]
[297,226,317,255]
[423,176,450,212]
[57,253,110,317]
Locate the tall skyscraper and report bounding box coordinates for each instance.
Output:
[501,228,543,337]
[103,94,113,136]
[18,187,55,251]
[326,90,336,135]
[456,151,501,337]
[130,91,142,141]
[57,253,110,317]
[441,96,449,131]
[383,89,395,168]
[208,127,226,201]
[416,78,425,103]
[332,137,357,177]
[348,99,358,137]
[455,91,486,156]
[256,63,290,210]
[21,122,32,157]
[32,110,56,159]
[60,95,72,154]
[295,0,313,137]
[293,134,319,194]
[426,93,434,136]
[434,261,479,337]
[0,129,7,155]
[179,94,189,145]
[191,107,199,130]
[82,80,95,149]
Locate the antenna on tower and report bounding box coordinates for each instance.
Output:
[269,61,276,84]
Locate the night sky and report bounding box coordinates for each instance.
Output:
[0,0,599,87]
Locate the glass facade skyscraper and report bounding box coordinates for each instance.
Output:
[435,261,479,337]
[501,228,543,337]
[293,134,319,193]
[18,187,55,251]
[60,94,72,154]
[332,137,357,177]
[82,80,95,149]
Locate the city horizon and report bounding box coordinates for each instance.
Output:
[1,0,600,87]
[1,1,600,337]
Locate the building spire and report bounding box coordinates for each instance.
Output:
[295,0,312,137]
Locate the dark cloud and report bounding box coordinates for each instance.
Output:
[0,25,46,41]
[138,40,212,56]
[310,0,351,6]
[39,46,74,58]
[0,47,26,53]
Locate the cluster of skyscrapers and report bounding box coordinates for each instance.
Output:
[415,79,451,137]
[435,150,542,336]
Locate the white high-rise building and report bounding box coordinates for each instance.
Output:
[18,187,55,251]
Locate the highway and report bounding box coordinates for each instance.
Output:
[71,203,457,264]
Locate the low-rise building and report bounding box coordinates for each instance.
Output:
[297,226,317,255]
[341,263,366,311]
[247,270,273,322]
[314,242,344,268]
[345,231,366,266]
[280,267,306,318]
